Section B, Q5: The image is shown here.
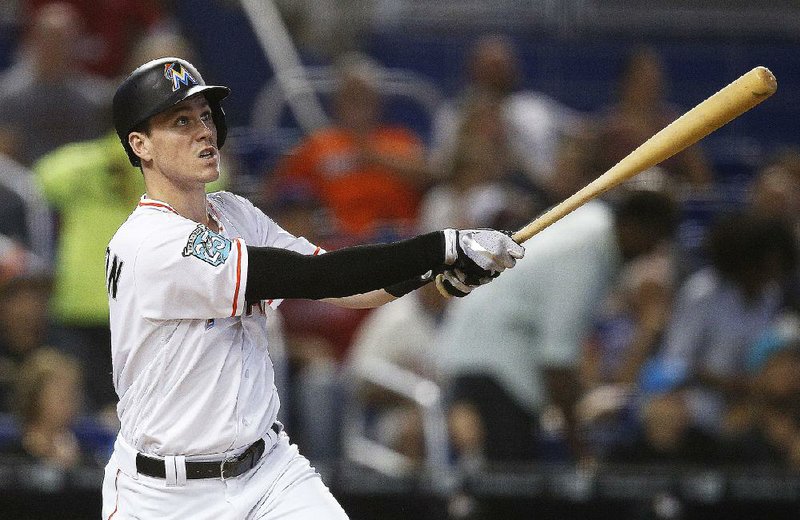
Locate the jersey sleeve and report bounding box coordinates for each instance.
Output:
[134,221,249,320]
[215,191,323,254]
[208,191,326,310]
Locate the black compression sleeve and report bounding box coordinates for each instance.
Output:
[244,232,445,301]
[384,273,433,297]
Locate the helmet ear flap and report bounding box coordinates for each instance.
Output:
[210,101,227,149]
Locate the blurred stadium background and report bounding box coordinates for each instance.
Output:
[3,1,800,519]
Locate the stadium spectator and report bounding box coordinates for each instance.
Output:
[22,0,168,78]
[265,52,430,241]
[429,33,587,199]
[608,383,721,466]
[3,347,89,469]
[573,188,679,460]
[0,151,54,261]
[590,46,713,190]
[0,274,51,414]
[661,213,798,435]
[719,342,800,468]
[436,190,678,465]
[418,92,539,233]
[579,194,679,390]
[0,2,111,166]
[33,133,146,415]
[748,155,800,240]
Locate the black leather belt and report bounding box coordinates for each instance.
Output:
[136,423,280,480]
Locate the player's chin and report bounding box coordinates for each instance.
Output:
[197,158,221,179]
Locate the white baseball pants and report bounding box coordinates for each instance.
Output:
[102,432,349,519]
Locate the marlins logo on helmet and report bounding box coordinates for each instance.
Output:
[164,62,197,92]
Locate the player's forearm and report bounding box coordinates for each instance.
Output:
[323,289,396,309]
[244,232,445,301]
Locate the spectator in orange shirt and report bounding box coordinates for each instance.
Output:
[265,52,430,242]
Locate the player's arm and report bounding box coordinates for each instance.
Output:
[244,229,524,302]
[322,271,436,309]
[322,289,396,309]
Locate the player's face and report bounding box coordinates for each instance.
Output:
[142,94,220,188]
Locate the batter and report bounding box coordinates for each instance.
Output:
[101,57,524,519]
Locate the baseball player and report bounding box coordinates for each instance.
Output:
[101,57,524,520]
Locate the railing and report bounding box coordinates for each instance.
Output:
[342,357,452,484]
[2,457,800,519]
[249,64,442,132]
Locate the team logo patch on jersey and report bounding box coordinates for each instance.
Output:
[164,62,197,92]
[182,225,232,266]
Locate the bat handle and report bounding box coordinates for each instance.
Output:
[434,273,451,299]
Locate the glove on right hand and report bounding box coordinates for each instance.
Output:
[438,268,493,297]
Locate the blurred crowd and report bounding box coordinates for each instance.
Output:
[2,2,800,487]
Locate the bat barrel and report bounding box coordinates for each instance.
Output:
[512,66,777,245]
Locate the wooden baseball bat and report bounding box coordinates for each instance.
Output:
[436,66,777,297]
[512,65,776,243]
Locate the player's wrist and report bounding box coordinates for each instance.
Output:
[384,270,434,297]
[442,229,459,265]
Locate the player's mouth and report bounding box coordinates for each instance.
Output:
[198,147,218,161]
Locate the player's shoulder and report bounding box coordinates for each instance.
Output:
[206,191,256,213]
[110,201,197,250]
[207,190,263,219]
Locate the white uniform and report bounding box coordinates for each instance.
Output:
[101,192,348,519]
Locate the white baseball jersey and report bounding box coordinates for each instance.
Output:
[105,191,321,457]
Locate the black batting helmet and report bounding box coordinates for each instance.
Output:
[113,57,230,167]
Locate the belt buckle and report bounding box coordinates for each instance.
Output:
[220,454,238,481]
[220,447,253,481]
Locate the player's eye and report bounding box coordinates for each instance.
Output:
[200,111,213,122]
[176,116,189,126]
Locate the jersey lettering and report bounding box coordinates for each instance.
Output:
[182,225,232,266]
[105,248,123,299]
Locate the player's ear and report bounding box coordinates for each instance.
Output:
[128,131,152,163]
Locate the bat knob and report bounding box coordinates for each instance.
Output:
[434,273,453,299]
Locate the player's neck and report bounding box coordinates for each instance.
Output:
[144,180,211,227]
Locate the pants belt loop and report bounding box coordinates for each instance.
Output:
[164,455,178,487]
[113,434,140,480]
[175,455,187,486]
[268,422,282,447]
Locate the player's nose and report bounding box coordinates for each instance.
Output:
[194,115,215,141]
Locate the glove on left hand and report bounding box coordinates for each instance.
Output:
[443,229,525,283]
